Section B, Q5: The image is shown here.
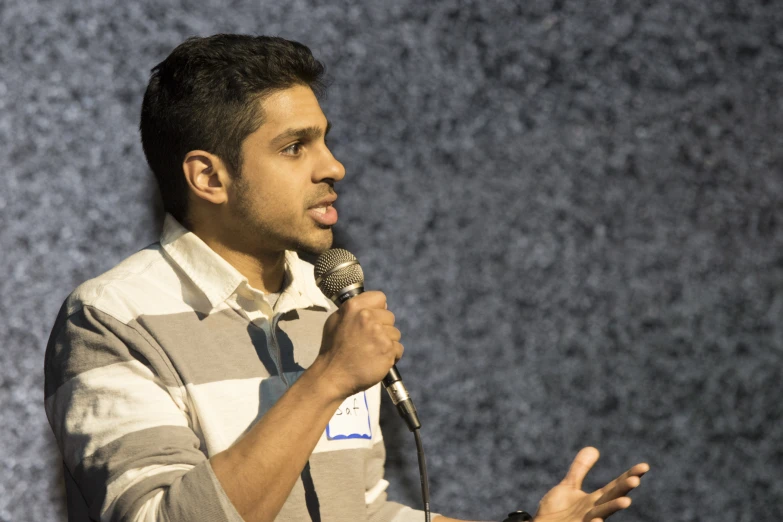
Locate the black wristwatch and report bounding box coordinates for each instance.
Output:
[501,511,533,522]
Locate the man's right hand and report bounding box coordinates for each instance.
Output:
[314,291,403,400]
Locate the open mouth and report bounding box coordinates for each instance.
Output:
[307,204,338,225]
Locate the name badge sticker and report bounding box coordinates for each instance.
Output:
[326,391,372,440]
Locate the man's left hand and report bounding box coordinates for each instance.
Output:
[534,447,649,522]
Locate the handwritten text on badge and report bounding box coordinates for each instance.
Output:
[326,391,372,440]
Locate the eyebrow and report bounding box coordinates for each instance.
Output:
[269,119,332,148]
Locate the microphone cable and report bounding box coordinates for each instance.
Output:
[414,427,431,522]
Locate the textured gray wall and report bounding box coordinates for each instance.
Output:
[2,1,782,521]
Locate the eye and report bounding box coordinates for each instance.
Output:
[282,142,303,156]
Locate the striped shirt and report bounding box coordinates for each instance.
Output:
[44,214,423,522]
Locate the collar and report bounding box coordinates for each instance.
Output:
[159,213,331,311]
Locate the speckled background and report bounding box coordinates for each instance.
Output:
[2,1,782,521]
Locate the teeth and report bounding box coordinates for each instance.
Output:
[312,206,327,214]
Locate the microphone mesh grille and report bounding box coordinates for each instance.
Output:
[314,248,365,298]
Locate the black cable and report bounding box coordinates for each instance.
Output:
[300,460,321,522]
[413,428,431,522]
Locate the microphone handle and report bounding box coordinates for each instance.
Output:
[382,365,421,431]
[334,286,421,431]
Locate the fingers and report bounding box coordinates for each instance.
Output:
[393,341,405,362]
[560,447,600,489]
[383,328,404,363]
[594,476,640,505]
[318,289,406,396]
[374,309,396,326]
[370,314,402,360]
[344,293,395,326]
[594,462,650,504]
[341,292,402,357]
[350,290,387,309]
[383,325,402,342]
[355,308,395,328]
[587,496,632,521]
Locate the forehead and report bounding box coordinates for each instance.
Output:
[258,85,326,132]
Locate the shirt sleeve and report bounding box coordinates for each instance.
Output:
[44,302,243,522]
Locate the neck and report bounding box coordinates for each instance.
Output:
[190,221,287,294]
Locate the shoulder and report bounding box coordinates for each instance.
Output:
[64,243,194,325]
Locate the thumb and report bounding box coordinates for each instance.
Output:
[561,447,600,489]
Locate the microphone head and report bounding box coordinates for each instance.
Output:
[314,248,365,300]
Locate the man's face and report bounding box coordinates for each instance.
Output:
[226,85,345,256]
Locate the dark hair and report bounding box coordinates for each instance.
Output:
[140,34,328,225]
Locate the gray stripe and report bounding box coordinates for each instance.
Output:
[74,425,204,496]
[110,468,182,522]
[363,441,408,522]
[277,308,334,370]
[310,439,409,522]
[274,476,318,522]
[135,306,331,385]
[135,308,276,385]
[365,437,387,491]
[46,300,332,395]
[67,425,204,520]
[206,460,245,522]
[307,447,372,522]
[45,305,180,399]
[63,459,95,521]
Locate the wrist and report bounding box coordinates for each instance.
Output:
[300,357,348,405]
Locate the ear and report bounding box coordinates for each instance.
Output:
[182,150,229,205]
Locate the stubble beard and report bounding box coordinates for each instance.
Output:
[231,177,334,257]
[294,226,334,257]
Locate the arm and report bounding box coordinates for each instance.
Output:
[207,361,341,519]
[45,303,237,521]
[210,290,401,521]
[45,291,400,522]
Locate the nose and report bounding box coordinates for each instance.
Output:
[314,146,346,184]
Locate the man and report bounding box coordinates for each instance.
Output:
[44,34,648,521]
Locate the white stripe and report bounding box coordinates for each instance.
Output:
[131,489,166,522]
[184,377,264,453]
[68,246,228,323]
[101,463,192,521]
[390,506,432,522]
[45,360,190,466]
[365,478,390,505]
[183,379,383,456]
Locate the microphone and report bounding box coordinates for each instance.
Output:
[314,248,422,432]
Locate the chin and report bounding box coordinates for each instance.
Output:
[294,229,333,257]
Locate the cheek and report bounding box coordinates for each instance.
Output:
[233,165,308,220]
[256,187,305,222]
